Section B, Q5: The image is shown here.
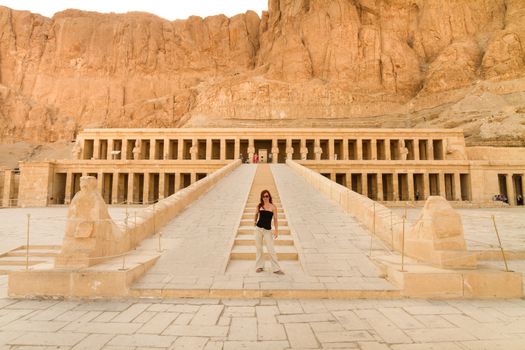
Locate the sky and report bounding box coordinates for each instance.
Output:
[0,1,268,20]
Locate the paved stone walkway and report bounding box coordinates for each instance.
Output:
[132,165,256,290]
[271,165,396,291]
[1,290,525,349]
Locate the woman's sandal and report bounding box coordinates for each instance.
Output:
[273,270,285,275]
[256,268,264,273]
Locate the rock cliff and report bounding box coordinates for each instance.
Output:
[0,0,524,146]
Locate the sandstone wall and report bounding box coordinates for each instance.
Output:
[0,0,524,145]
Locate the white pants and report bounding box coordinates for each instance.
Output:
[255,226,281,272]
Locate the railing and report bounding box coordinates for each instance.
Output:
[287,159,515,273]
[17,160,242,270]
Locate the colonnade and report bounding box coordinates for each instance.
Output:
[323,170,471,202]
[53,170,210,205]
[79,136,447,162]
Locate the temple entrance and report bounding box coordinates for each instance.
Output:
[258,149,268,163]
[254,140,271,162]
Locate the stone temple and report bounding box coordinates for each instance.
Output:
[2,1,525,347]
[0,0,525,303]
[2,128,524,208]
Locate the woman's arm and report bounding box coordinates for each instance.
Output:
[254,206,259,226]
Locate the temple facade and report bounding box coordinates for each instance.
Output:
[2,128,524,207]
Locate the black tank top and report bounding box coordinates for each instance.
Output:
[256,209,273,230]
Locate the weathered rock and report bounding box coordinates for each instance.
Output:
[55,176,129,268]
[405,196,477,269]
[0,1,524,146]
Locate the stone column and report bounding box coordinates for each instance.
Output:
[328,139,335,160]
[423,172,429,200]
[149,139,156,160]
[505,173,516,205]
[175,173,181,192]
[428,139,434,160]
[111,172,119,204]
[377,173,384,200]
[330,173,336,181]
[121,139,128,160]
[97,172,103,195]
[127,173,134,204]
[190,139,198,161]
[454,173,462,201]
[177,138,184,160]
[79,138,86,160]
[438,172,446,198]
[93,140,100,160]
[271,139,279,164]
[342,138,349,160]
[206,138,212,160]
[357,138,363,160]
[64,172,73,205]
[392,172,399,201]
[314,139,322,161]
[346,171,352,189]
[385,139,391,160]
[143,173,150,204]
[300,139,308,160]
[234,138,240,160]
[220,139,226,160]
[163,138,170,160]
[190,172,197,185]
[248,138,255,163]
[362,172,368,197]
[159,172,165,200]
[107,139,114,160]
[407,172,415,201]
[414,138,420,160]
[371,139,377,161]
[286,139,293,160]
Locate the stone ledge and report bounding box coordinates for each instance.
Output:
[7,252,160,298]
[375,255,523,299]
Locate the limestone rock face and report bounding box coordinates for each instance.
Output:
[0,1,524,146]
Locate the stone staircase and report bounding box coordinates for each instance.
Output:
[0,245,61,274]
[230,164,298,262]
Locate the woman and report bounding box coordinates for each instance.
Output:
[254,190,284,275]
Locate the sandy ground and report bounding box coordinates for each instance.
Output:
[0,141,73,168]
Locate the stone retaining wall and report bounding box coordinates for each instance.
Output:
[287,159,404,251]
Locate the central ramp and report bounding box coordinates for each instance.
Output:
[131,163,399,298]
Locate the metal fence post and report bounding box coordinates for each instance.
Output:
[25,213,31,270]
[491,215,509,272]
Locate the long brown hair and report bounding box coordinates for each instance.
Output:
[258,189,273,210]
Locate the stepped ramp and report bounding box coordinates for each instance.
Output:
[131,163,399,298]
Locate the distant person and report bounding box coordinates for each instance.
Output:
[254,190,284,275]
[517,195,523,206]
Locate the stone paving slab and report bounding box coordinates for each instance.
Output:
[0,295,524,349]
